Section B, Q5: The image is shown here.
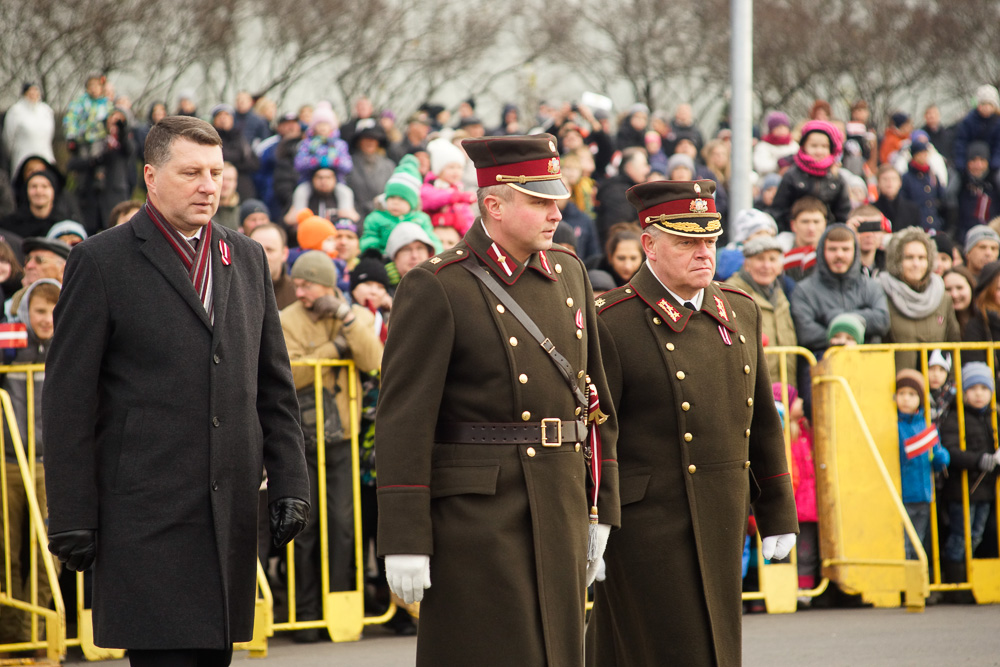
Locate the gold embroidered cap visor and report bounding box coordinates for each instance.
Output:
[462,133,571,200]
[626,179,724,238]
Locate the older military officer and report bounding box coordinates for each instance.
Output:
[375,134,620,667]
[589,180,798,666]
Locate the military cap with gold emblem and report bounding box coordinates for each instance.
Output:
[461,133,570,200]
[626,179,723,237]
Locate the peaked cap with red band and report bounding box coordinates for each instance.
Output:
[626,179,723,237]
[461,133,570,200]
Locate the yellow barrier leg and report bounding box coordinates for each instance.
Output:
[78,607,125,661]
[234,596,273,658]
[759,562,797,614]
[902,561,926,612]
[325,591,363,642]
[970,558,1000,603]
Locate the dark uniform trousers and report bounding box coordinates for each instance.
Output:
[375,220,620,667]
[128,647,233,667]
[588,267,797,666]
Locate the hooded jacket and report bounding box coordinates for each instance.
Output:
[879,226,961,370]
[897,407,949,504]
[789,224,891,355]
[2,278,60,462]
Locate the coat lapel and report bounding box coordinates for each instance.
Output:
[132,210,214,332]
[210,226,233,348]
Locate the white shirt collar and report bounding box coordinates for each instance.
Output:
[645,260,704,310]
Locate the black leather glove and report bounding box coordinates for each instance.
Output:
[270,497,310,549]
[311,293,351,320]
[48,529,97,572]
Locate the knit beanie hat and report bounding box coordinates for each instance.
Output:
[826,312,866,344]
[890,112,909,128]
[295,209,338,252]
[239,198,269,225]
[26,169,59,192]
[665,153,695,177]
[334,218,358,236]
[928,349,952,373]
[800,120,844,158]
[968,141,991,163]
[742,235,784,258]
[46,219,88,243]
[896,368,925,396]
[290,250,337,288]
[427,138,466,176]
[772,382,798,405]
[350,257,391,291]
[962,361,994,393]
[932,232,955,258]
[761,172,782,191]
[385,221,436,260]
[732,209,778,245]
[976,84,1000,108]
[384,155,422,211]
[766,111,790,133]
[964,224,1000,254]
[309,101,338,131]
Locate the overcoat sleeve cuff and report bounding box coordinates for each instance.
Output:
[752,472,799,537]
[596,459,620,528]
[376,485,434,556]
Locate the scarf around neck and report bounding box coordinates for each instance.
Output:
[762,132,792,146]
[145,202,214,324]
[878,270,944,320]
[794,149,837,177]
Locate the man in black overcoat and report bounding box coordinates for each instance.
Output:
[42,116,310,667]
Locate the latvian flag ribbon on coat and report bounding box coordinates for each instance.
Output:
[0,323,27,348]
[904,425,939,459]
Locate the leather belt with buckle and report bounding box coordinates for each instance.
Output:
[435,419,587,446]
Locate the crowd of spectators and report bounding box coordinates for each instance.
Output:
[1,73,999,642]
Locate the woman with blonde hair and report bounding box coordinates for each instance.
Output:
[701,138,731,189]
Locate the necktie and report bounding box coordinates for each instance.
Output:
[683,301,697,312]
[188,236,199,251]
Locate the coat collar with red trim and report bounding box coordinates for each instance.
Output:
[629,264,738,333]
[463,217,559,285]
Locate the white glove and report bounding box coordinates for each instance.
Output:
[385,554,431,604]
[585,523,612,586]
[761,533,797,560]
[993,449,1000,466]
[595,557,607,583]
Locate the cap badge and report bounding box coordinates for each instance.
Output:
[548,140,556,152]
[658,298,681,322]
[690,198,709,214]
[693,182,702,194]
[547,157,560,174]
[714,295,729,321]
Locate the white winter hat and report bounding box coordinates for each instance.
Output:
[427,138,466,176]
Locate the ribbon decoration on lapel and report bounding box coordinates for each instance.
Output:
[219,239,231,266]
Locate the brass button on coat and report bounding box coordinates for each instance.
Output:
[519,374,528,384]
[576,329,583,339]
[747,398,753,406]
[744,461,751,469]
[676,371,685,380]
[510,337,518,347]
[566,298,574,307]
[526,447,536,457]
[744,365,750,374]
[496,304,505,314]
[522,411,531,421]
[575,407,582,416]
[739,335,746,343]
[577,370,585,378]
[745,429,751,437]
[684,433,693,442]
[681,402,690,411]
[666,343,675,351]
[688,464,697,474]
[212,416,220,427]
[555,264,562,273]
[575,443,581,452]
[625,288,632,294]
[653,317,662,325]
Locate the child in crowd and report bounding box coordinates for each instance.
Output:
[939,362,1000,581]
[422,138,476,237]
[895,369,950,560]
[770,120,851,231]
[779,196,828,282]
[826,312,865,349]
[334,219,360,296]
[360,155,440,257]
[927,349,956,423]
[0,279,60,643]
[774,383,818,597]
[293,101,352,183]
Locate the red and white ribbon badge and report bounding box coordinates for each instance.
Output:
[219,239,231,266]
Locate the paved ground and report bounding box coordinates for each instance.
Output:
[61,604,1000,666]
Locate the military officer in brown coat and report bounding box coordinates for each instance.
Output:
[588,180,798,666]
[375,134,620,667]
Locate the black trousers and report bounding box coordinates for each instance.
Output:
[128,647,233,666]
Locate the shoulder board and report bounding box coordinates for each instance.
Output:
[595,285,637,313]
[718,282,753,301]
[424,247,470,274]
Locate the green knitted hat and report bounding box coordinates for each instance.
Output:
[384,155,422,212]
[826,312,866,345]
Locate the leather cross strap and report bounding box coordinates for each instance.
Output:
[436,420,588,445]
[460,260,588,410]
